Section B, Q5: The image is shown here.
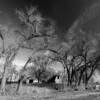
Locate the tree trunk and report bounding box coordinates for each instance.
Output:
[16,57,31,92]
[1,76,6,94]
[16,75,24,92]
[2,39,5,53]
[84,71,88,88]
[67,69,70,86]
[86,67,96,86]
[0,64,7,94]
[78,71,83,86]
[16,79,23,92]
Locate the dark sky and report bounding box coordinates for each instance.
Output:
[0,0,99,32]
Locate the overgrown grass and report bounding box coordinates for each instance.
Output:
[0,83,100,100]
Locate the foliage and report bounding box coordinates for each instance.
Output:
[34,67,55,83]
[30,54,54,83]
[15,6,57,50]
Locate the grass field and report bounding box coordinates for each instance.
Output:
[0,84,100,100]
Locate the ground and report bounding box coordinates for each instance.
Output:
[0,84,100,100]
[0,91,100,100]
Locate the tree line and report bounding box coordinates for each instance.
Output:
[0,5,100,94]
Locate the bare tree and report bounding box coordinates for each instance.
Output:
[15,6,58,92]
[16,57,32,92]
[15,6,57,50]
[31,54,52,83]
[0,46,19,94]
[0,25,19,94]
